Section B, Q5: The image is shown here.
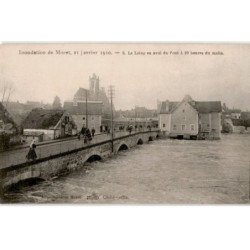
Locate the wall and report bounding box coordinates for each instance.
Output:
[24,129,55,141]
[170,102,198,137]
[23,135,43,143]
[199,113,211,132]
[211,112,221,139]
[159,114,171,134]
[72,115,101,133]
[199,112,221,139]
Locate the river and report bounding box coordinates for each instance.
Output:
[2,134,250,204]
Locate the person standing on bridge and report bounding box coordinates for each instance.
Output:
[85,128,92,143]
[26,139,37,161]
[91,128,95,138]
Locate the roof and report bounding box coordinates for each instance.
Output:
[22,108,65,129]
[74,88,90,100]
[194,101,222,113]
[64,101,102,115]
[159,100,222,114]
[159,101,179,114]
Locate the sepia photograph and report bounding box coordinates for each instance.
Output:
[0,43,249,204]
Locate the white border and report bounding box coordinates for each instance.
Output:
[1,1,250,250]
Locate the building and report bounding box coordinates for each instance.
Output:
[73,74,113,126]
[67,73,113,131]
[159,95,222,139]
[63,100,102,133]
[114,116,158,131]
[116,106,158,119]
[74,73,111,112]
[22,108,76,142]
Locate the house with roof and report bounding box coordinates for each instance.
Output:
[159,95,222,139]
[21,108,76,143]
[63,100,103,133]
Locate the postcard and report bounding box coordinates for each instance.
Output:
[0,43,249,204]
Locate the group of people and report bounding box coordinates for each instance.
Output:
[78,125,96,143]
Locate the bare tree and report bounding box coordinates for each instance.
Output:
[0,77,15,106]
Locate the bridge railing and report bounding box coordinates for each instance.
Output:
[0,128,159,169]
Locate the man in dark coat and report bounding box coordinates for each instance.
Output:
[81,125,87,136]
[85,128,92,142]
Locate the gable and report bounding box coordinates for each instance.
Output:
[159,101,179,114]
[172,101,198,115]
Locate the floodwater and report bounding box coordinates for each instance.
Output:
[2,134,250,204]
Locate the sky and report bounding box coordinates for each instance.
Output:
[0,43,250,110]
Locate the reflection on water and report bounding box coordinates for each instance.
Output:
[2,134,250,204]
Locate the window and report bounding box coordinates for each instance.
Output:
[82,117,85,120]
[190,124,195,131]
[181,124,186,131]
[173,124,177,130]
[163,123,166,128]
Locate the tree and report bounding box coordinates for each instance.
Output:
[52,96,62,109]
[0,77,15,107]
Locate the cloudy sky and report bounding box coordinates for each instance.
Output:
[0,43,250,110]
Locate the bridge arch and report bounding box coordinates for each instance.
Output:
[5,170,45,191]
[84,151,103,164]
[8,177,45,191]
[148,136,153,142]
[116,141,129,152]
[137,138,144,145]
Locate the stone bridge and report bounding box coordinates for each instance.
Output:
[0,130,159,193]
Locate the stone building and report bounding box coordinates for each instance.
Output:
[68,73,113,130]
[63,100,102,133]
[159,95,222,139]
